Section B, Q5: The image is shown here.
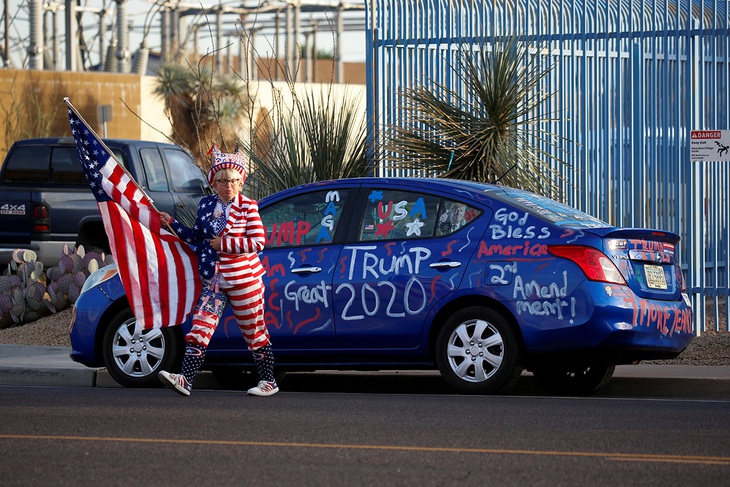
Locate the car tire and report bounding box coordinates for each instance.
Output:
[101,308,184,388]
[435,306,523,394]
[532,363,615,396]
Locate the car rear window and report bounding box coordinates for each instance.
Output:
[491,187,609,229]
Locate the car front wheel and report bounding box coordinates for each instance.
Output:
[436,306,523,394]
[101,308,184,387]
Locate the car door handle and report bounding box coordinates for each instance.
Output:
[429,261,462,269]
[291,266,322,274]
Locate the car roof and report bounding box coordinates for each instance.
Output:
[258,177,620,232]
[264,177,500,198]
[260,176,546,205]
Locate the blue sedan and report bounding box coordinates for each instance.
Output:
[69,178,694,394]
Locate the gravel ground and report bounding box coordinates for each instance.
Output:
[0,307,728,366]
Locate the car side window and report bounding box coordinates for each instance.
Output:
[140,148,168,191]
[260,189,348,248]
[358,189,440,240]
[436,199,482,236]
[166,149,206,192]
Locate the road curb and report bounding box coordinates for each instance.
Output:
[0,366,98,387]
[0,344,728,398]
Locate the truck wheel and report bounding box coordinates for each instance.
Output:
[101,308,184,387]
[436,306,523,394]
[76,223,111,256]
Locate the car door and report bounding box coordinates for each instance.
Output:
[333,186,490,349]
[211,187,353,352]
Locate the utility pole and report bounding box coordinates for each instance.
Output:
[3,0,9,67]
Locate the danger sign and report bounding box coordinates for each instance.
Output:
[690,130,730,161]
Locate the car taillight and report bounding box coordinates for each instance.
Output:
[677,266,687,292]
[32,204,50,232]
[547,245,626,285]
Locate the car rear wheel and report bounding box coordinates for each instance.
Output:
[532,363,615,395]
[436,306,523,394]
[102,308,184,387]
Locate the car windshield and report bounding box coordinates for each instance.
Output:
[490,187,610,229]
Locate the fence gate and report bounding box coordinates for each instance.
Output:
[364,0,729,333]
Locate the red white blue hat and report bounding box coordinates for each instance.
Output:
[207,144,247,185]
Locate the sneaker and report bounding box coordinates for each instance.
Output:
[247,380,279,397]
[158,371,191,396]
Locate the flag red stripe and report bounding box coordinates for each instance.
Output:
[150,224,170,327]
[101,192,201,328]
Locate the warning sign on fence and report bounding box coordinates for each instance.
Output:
[690,130,730,162]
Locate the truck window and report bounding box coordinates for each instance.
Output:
[50,146,86,184]
[140,148,169,191]
[2,144,127,185]
[166,149,207,192]
[2,146,52,182]
[110,148,127,168]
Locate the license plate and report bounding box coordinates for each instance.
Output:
[644,264,668,289]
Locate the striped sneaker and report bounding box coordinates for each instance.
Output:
[247,380,279,397]
[158,371,191,396]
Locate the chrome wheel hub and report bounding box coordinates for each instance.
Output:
[446,319,504,383]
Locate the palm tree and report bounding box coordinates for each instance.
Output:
[241,85,372,199]
[153,64,197,150]
[384,35,567,197]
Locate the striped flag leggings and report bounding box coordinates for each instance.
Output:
[185,275,271,351]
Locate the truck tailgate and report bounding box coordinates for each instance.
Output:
[0,190,33,245]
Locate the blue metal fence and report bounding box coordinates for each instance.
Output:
[364,0,729,333]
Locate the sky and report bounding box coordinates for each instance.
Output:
[6,0,367,70]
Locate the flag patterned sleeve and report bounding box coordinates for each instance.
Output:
[170,196,216,245]
[221,199,266,255]
[169,219,195,243]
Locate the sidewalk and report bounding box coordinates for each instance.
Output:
[1,343,729,398]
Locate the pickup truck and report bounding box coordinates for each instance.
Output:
[0,137,210,266]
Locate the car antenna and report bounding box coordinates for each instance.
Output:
[493,163,518,185]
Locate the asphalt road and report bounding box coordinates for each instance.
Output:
[1,385,728,486]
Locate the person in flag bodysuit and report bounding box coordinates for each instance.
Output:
[157,147,277,397]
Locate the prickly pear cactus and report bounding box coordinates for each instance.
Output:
[0,286,16,327]
[0,245,111,327]
[0,250,36,328]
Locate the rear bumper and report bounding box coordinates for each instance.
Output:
[520,282,694,364]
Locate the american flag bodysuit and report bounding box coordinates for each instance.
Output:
[171,192,270,350]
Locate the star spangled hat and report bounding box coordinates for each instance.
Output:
[206,144,246,185]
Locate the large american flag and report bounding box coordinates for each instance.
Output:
[66,100,201,329]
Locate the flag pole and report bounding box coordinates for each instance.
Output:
[64,97,178,236]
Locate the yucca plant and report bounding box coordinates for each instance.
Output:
[384,35,568,197]
[241,85,372,199]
